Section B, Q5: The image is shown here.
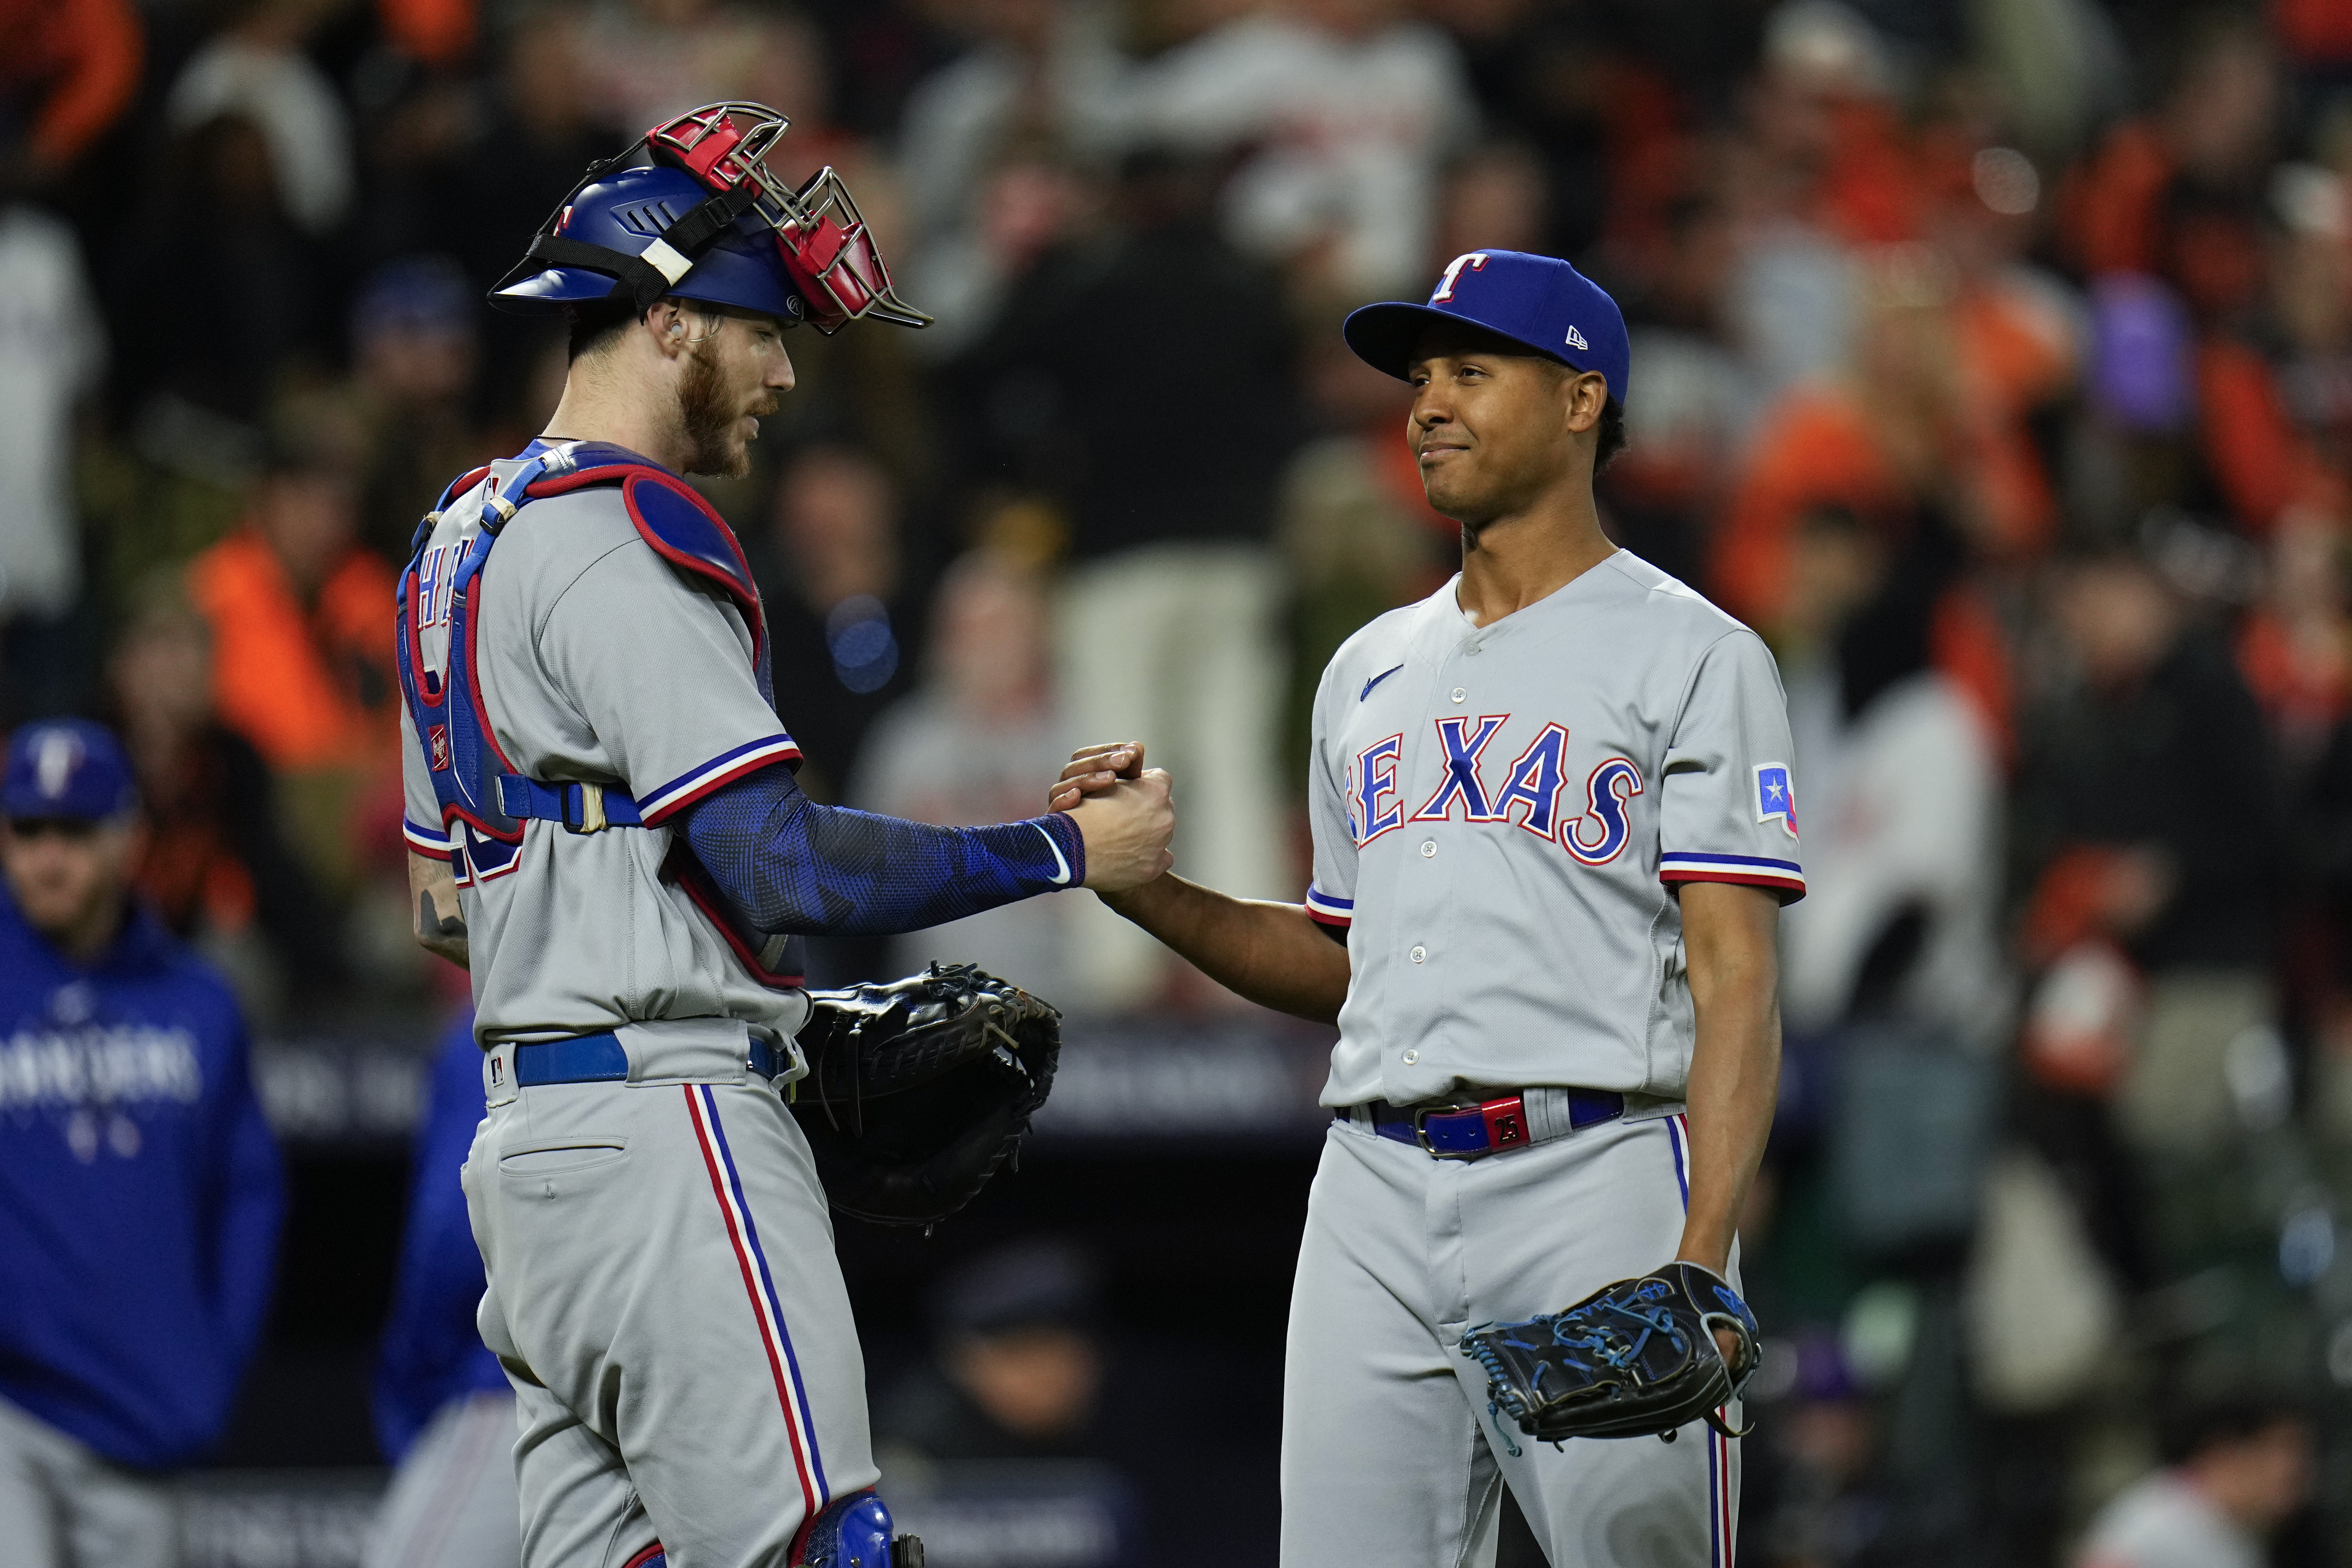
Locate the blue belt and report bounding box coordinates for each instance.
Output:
[1347,1088,1625,1159]
[496,775,646,832]
[512,1031,786,1086]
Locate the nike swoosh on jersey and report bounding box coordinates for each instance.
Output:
[1032,821,1073,885]
[1361,664,1405,701]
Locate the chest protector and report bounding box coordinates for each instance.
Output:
[396,440,804,988]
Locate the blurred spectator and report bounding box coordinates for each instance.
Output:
[895,0,1127,352]
[108,570,346,1019]
[366,1011,517,1568]
[580,0,829,144]
[1276,306,1452,780]
[187,444,401,890]
[2017,549,2285,1222]
[854,548,1076,996]
[113,111,324,430]
[1777,507,2007,1040]
[951,149,1299,1009]
[0,719,284,1567]
[0,200,104,715]
[444,4,607,427]
[1714,246,2041,743]
[347,256,488,563]
[1129,0,1475,297]
[164,0,355,237]
[1749,1331,1885,1567]
[2077,1399,2314,1568]
[875,1238,1105,1465]
[0,0,141,186]
[747,443,917,802]
[1603,194,1758,588]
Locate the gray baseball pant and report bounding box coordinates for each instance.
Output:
[0,1394,177,1568]
[1280,1112,1739,1568]
[364,1390,521,1568]
[464,1030,877,1568]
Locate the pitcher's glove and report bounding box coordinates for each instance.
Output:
[790,962,1060,1228]
[1459,1262,1760,1447]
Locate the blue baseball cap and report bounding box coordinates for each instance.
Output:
[3,720,139,823]
[1343,249,1631,407]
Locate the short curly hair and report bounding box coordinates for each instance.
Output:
[1594,397,1627,475]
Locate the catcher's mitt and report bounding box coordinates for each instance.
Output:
[790,962,1060,1228]
[1459,1262,1760,1450]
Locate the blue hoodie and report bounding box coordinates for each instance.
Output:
[0,889,284,1470]
[372,1012,507,1462]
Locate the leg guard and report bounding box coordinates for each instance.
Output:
[793,1488,923,1568]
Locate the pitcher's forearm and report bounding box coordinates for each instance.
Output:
[1673,882,1782,1273]
[1100,876,1350,1024]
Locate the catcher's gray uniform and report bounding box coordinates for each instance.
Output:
[401,459,865,1568]
[1291,551,1803,1568]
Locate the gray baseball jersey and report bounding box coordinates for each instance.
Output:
[399,459,813,1048]
[1285,551,1794,1568]
[1303,550,1805,1108]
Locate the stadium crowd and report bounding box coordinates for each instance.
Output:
[5,0,2352,1561]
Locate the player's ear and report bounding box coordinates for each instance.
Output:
[1564,369,1609,436]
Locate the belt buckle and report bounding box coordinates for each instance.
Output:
[1411,1104,1481,1159]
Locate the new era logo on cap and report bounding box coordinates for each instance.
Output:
[1565,325,1588,351]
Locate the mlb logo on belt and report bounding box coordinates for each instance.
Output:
[1753,762,1798,838]
[489,1055,504,1086]
[429,725,451,771]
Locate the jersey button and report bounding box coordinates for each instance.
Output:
[1450,687,1466,704]
[1402,1049,1420,1065]
[1420,840,1436,858]
[1410,945,1426,963]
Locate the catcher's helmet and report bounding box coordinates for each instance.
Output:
[489,102,928,336]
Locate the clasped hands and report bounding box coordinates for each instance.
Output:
[1053,742,1174,893]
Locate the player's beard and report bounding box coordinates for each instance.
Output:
[677,340,750,478]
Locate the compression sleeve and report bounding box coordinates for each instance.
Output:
[680,762,1086,936]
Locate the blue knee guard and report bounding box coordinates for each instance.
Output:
[795,1488,922,1568]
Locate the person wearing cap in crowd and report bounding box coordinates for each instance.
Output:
[874,1239,1107,1467]
[0,718,285,1568]
[1053,248,1796,1566]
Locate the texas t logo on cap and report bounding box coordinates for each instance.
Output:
[1342,249,1631,409]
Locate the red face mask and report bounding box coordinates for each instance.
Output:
[647,102,929,336]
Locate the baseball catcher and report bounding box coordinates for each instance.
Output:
[399,101,1171,1568]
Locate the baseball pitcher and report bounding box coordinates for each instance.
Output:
[1054,251,1797,1566]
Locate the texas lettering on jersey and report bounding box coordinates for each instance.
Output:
[1348,715,1644,865]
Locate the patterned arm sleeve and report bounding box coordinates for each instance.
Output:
[680,763,1087,936]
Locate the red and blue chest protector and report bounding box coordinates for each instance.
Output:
[395,439,805,986]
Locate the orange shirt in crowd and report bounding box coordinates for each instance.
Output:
[1812,98,1924,246]
[0,0,140,171]
[2199,337,2347,536]
[1712,383,2053,627]
[2060,120,2175,278]
[188,529,401,773]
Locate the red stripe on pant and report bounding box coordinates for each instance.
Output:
[683,1085,821,1523]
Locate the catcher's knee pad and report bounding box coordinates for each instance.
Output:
[792,1488,923,1568]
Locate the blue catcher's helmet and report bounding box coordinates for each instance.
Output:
[490,102,928,337]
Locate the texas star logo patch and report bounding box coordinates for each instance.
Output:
[1754,762,1797,838]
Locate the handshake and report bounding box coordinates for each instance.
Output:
[1048,742,1175,894]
